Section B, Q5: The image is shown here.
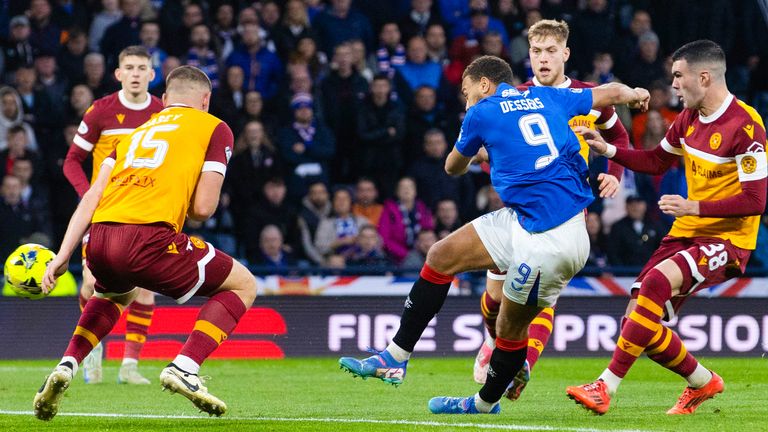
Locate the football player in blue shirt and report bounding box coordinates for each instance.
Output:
[338,55,649,414]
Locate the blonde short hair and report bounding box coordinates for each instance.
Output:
[528,19,569,44]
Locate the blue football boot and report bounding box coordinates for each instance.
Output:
[428,395,501,414]
[338,349,408,386]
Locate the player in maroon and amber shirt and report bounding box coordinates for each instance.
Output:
[62,46,164,386]
[473,19,632,401]
[568,40,766,416]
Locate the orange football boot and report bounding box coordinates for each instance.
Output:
[667,371,724,415]
[566,380,611,415]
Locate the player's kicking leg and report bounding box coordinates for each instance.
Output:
[119,288,155,385]
[78,265,103,384]
[35,290,138,420]
[339,222,498,386]
[475,272,555,402]
[159,259,256,416]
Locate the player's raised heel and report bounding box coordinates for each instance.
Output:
[503,359,530,401]
[82,343,103,384]
[566,380,611,415]
[338,348,408,386]
[667,371,724,415]
[473,337,494,384]
[428,396,500,414]
[33,365,73,421]
[159,364,227,417]
[118,362,151,385]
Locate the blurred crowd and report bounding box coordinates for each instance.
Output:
[1,0,767,272]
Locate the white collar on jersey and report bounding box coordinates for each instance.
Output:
[532,76,572,88]
[162,103,191,111]
[698,93,734,124]
[118,90,152,111]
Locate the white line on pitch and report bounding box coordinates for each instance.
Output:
[0,410,652,432]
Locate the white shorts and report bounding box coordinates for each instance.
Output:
[471,208,589,307]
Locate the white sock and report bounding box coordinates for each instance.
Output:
[59,356,78,376]
[473,393,496,413]
[121,358,138,367]
[385,342,411,363]
[172,355,200,375]
[685,364,712,388]
[598,369,623,395]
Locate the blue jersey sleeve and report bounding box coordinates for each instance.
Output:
[454,106,483,157]
[550,87,593,118]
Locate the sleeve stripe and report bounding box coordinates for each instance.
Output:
[596,112,619,130]
[102,157,116,168]
[660,138,684,155]
[736,153,768,181]
[73,135,95,151]
[202,161,226,175]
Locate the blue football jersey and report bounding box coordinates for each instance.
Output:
[455,83,594,232]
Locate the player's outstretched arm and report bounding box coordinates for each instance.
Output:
[591,83,650,111]
[575,126,677,176]
[43,159,113,292]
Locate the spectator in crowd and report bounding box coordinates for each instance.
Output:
[623,31,666,90]
[612,9,652,79]
[582,51,633,129]
[0,87,38,151]
[451,1,510,46]
[258,0,282,53]
[12,154,51,235]
[2,16,35,83]
[509,8,542,71]
[161,1,205,58]
[57,27,89,86]
[183,23,222,90]
[0,126,39,180]
[148,55,179,97]
[245,178,302,265]
[88,0,122,52]
[356,74,406,198]
[407,128,474,217]
[28,0,63,56]
[607,195,664,267]
[347,225,390,267]
[631,81,678,147]
[433,198,461,239]
[320,42,369,183]
[64,84,93,125]
[585,211,609,269]
[275,0,316,61]
[34,53,67,108]
[374,22,406,77]
[14,66,58,134]
[350,39,374,83]
[314,0,374,55]
[211,66,245,133]
[570,0,614,76]
[424,23,448,66]
[394,36,443,102]
[275,64,317,126]
[399,0,443,43]
[400,228,437,269]
[227,23,284,101]
[278,92,335,204]
[378,176,434,264]
[298,181,332,265]
[404,85,450,161]
[639,109,667,151]
[83,52,115,98]
[227,120,282,240]
[138,20,167,91]
[251,224,298,268]
[212,3,237,60]
[100,0,142,70]
[289,36,328,81]
[315,187,370,260]
[438,0,470,29]
[352,177,384,227]
[0,174,48,260]
[751,215,768,270]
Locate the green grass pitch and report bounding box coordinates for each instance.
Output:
[0,357,766,431]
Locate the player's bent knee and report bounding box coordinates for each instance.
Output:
[134,288,155,305]
[219,260,257,307]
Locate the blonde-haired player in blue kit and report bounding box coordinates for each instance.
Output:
[338,55,650,414]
